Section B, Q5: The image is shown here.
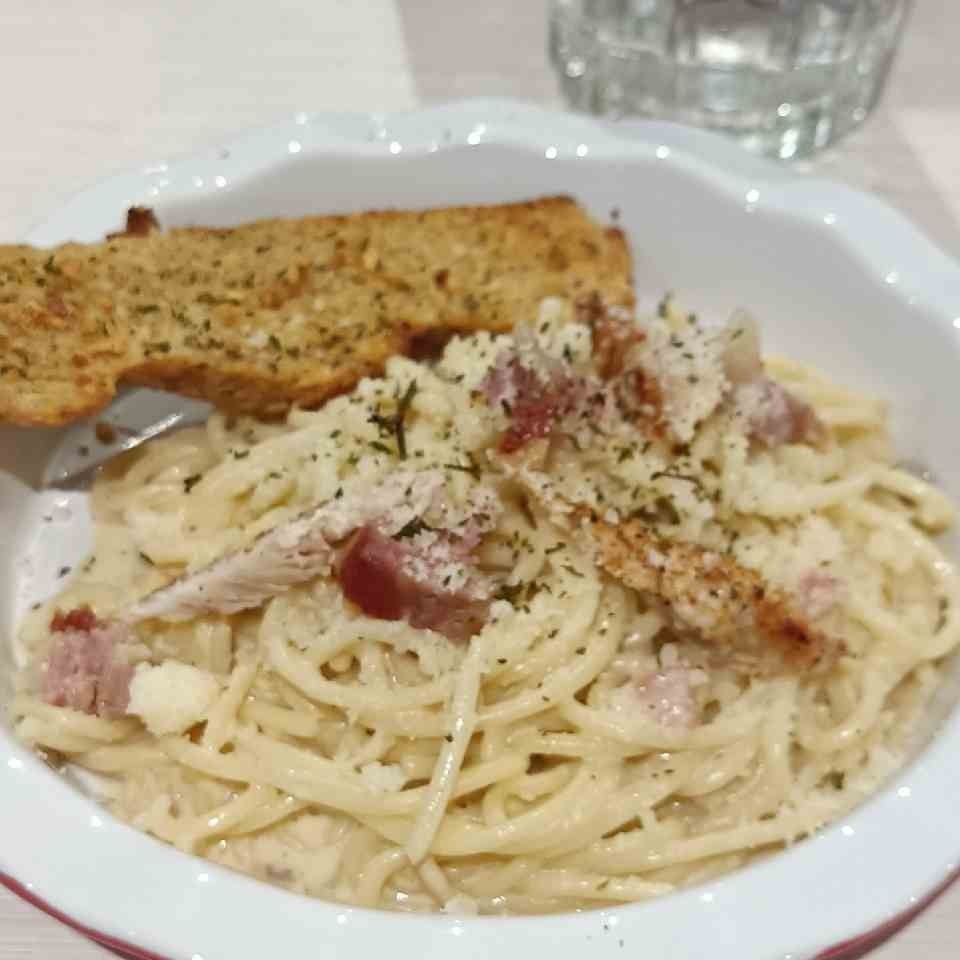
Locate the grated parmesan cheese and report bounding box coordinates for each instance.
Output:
[639,321,729,443]
[127,661,222,736]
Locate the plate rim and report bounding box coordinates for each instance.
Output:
[4,97,960,960]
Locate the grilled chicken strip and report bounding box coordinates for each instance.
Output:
[126,471,444,623]
[588,515,837,674]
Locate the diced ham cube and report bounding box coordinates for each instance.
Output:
[42,608,133,719]
[736,377,826,449]
[610,662,707,729]
[632,666,703,729]
[338,526,492,642]
[723,311,825,449]
[339,527,409,621]
[481,348,616,454]
[481,355,569,454]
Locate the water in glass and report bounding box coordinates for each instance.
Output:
[549,0,912,158]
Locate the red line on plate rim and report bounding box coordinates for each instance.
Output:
[815,866,960,960]
[2,864,958,960]
[0,871,170,960]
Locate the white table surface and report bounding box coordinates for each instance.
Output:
[1,1,958,956]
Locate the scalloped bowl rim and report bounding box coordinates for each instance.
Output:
[2,98,960,960]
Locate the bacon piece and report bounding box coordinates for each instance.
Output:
[481,346,618,454]
[339,527,408,620]
[51,605,98,633]
[481,354,571,454]
[572,294,668,435]
[588,516,837,673]
[500,386,563,454]
[42,611,133,718]
[737,378,827,449]
[481,354,564,453]
[338,525,492,642]
[723,311,825,449]
[579,293,645,380]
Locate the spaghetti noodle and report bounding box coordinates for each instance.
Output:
[13,295,959,915]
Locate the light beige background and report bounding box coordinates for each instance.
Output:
[1,1,958,956]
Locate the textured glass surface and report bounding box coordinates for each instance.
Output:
[549,0,912,158]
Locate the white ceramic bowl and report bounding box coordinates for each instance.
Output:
[3,99,960,960]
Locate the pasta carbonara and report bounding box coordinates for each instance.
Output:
[13,295,960,915]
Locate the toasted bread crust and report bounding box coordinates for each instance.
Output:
[0,197,633,426]
[589,515,834,673]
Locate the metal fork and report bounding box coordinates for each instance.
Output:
[36,390,210,489]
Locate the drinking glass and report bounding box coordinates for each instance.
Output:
[548,0,912,158]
